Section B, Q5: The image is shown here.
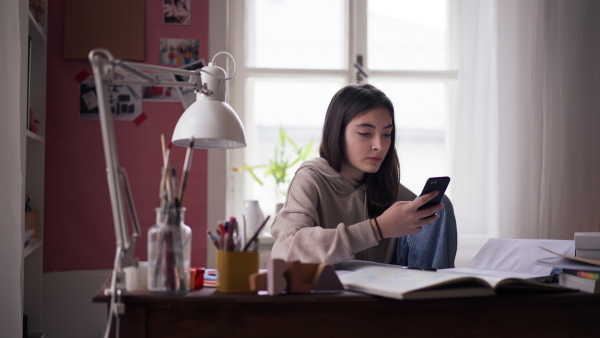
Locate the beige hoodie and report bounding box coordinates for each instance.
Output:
[270,158,416,264]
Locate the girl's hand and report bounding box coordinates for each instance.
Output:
[376,191,444,238]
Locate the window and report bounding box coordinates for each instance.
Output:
[227,0,459,225]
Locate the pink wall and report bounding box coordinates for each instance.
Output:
[44,0,210,272]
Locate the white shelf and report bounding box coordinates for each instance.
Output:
[26,130,45,143]
[24,240,43,258]
[28,11,46,43]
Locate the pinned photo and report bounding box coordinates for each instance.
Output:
[164,0,191,25]
[79,76,143,120]
[159,38,199,66]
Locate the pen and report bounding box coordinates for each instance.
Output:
[229,217,238,251]
[216,227,223,249]
[212,216,265,252]
[242,215,270,252]
[207,230,220,250]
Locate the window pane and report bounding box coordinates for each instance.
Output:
[243,77,346,213]
[371,79,448,194]
[368,0,448,70]
[247,0,346,69]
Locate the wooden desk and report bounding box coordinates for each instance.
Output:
[94,285,600,338]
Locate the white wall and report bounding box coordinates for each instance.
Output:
[206,0,229,269]
[39,2,231,337]
[0,0,26,336]
[43,271,110,338]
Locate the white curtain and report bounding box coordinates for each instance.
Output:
[0,0,24,336]
[454,0,600,241]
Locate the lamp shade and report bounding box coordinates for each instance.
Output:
[172,62,246,149]
[172,94,247,148]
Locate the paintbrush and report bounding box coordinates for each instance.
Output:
[178,136,194,205]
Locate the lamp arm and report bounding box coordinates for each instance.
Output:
[88,48,139,285]
[90,50,237,97]
[117,56,237,80]
[119,168,142,247]
[115,60,203,77]
[113,58,236,86]
[101,61,227,94]
[109,79,198,88]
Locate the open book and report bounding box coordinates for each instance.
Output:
[338,264,569,300]
[337,238,575,300]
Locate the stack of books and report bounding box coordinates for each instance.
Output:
[575,232,600,259]
[559,270,600,294]
[554,233,600,293]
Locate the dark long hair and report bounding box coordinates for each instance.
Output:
[319,83,400,217]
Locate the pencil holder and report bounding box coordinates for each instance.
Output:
[216,250,259,293]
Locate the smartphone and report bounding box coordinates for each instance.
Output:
[417,176,450,210]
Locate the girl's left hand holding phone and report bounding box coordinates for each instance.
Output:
[375,191,443,238]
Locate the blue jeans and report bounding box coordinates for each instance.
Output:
[395,195,457,269]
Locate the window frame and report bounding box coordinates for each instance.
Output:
[225,0,459,220]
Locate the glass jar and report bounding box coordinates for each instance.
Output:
[147,206,192,293]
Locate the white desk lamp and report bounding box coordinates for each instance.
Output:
[88,48,245,332]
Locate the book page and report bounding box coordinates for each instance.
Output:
[336,260,399,275]
[464,238,573,276]
[441,267,542,279]
[438,270,567,291]
[338,266,494,299]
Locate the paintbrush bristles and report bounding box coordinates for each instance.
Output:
[158,135,195,209]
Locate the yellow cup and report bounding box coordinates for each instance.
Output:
[216,250,259,293]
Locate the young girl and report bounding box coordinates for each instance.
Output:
[270,84,457,268]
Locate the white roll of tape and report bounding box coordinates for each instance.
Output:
[124,261,149,292]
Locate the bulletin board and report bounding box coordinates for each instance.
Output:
[64,0,145,61]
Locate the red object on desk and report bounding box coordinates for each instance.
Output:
[192,267,205,290]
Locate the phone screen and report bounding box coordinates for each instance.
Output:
[417,176,450,210]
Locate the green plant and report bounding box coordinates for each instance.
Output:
[233,127,314,201]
